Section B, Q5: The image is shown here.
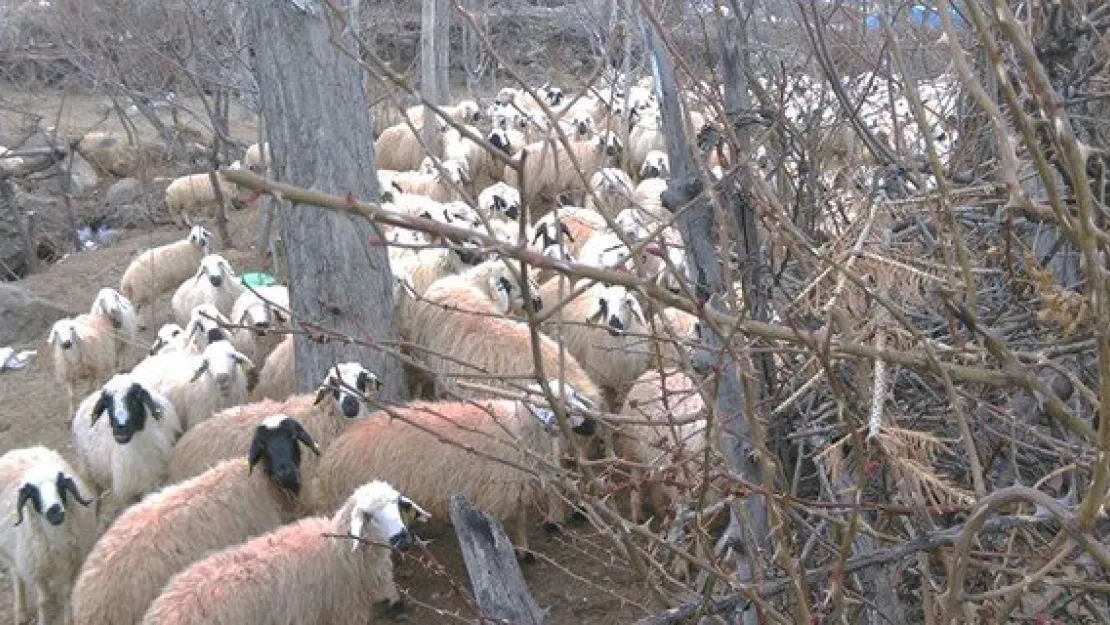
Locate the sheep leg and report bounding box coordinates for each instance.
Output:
[629,467,645,525]
[12,574,27,624]
[513,508,535,563]
[35,582,53,625]
[66,383,77,419]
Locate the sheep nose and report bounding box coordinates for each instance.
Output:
[207,328,228,343]
[505,205,519,220]
[644,166,659,177]
[340,395,361,418]
[390,529,413,551]
[531,297,543,312]
[209,275,223,287]
[274,471,301,494]
[45,505,64,526]
[572,418,597,437]
[60,340,73,349]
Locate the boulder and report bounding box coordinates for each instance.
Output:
[58,151,99,195]
[105,177,143,207]
[0,284,74,346]
[0,180,26,278]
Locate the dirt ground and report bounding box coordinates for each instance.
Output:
[0,89,657,624]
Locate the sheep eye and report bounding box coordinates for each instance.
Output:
[398,498,413,511]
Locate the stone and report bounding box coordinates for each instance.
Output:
[0,284,74,346]
[105,177,143,207]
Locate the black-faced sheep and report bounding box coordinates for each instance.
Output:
[119,226,212,329]
[71,415,322,625]
[0,446,96,625]
[70,373,182,515]
[310,386,597,556]
[141,480,428,625]
[169,362,381,482]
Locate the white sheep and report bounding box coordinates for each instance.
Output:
[72,415,323,625]
[406,276,603,407]
[89,287,138,370]
[70,373,182,516]
[141,480,428,625]
[170,253,245,324]
[391,158,468,203]
[251,334,294,401]
[628,110,666,173]
[0,446,96,625]
[47,313,117,416]
[170,362,382,482]
[244,142,271,173]
[585,167,636,219]
[119,225,212,328]
[374,118,446,172]
[406,99,483,126]
[311,385,597,556]
[632,177,668,220]
[228,285,290,361]
[478,182,522,221]
[639,149,670,179]
[505,131,624,212]
[164,171,244,228]
[131,339,255,431]
[148,323,188,356]
[530,206,607,260]
[538,281,652,408]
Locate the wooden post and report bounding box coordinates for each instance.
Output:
[421,0,441,158]
[22,210,39,273]
[449,493,546,625]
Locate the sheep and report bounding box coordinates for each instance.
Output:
[244,142,271,173]
[585,167,636,219]
[163,171,244,228]
[478,182,522,221]
[71,415,322,625]
[131,339,255,432]
[147,323,186,356]
[628,110,666,173]
[47,314,117,417]
[406,276,603,408]
[169,362,381,482]
[505,131,624,213]
[119,225,212,327]
[617,369,712,577]
[651,307,700,369]
[443,125,494,189]
[406,99,483,126]
[391,158,468,203]
[632,177,668,220]
[531,206,607,258]
[426,258,542,320]
[488,127,527,162]
[89,287,138,370]
[639,149,670,179]
[538,281,652,409]
[374,118,446,172]
[170,253,245,324]
[310,384,597,556]
[251,334,294,401]
[228,285,290,361]
[141,480,428,625]
[0,446,96,625]
[70,373,182,515]
[179,302,235,354]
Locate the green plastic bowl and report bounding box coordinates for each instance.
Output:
[241,272,278,288]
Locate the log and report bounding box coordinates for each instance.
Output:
[449,493,546,625]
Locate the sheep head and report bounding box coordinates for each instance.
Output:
[481,183,521,221]
[185,304,231,348]
[565,113,595,140]
[197,254,235,288]
[588,285,646,337]
[595,131,624,160]
[90,375,164,445]
[485,263,542,315]
[247,414,320,495]
[47,319,80,351]
[347,480,430,553]
[312,362,383,420]
[91,287,133,330]
[640,150,670,179]
[14,464,92,527]
[150,323,185,355]
[521,380,598,436]
[190,340,254,398]
[186,225,213,253]
[591,167,634,200]
[457,99,482,123]
[530,220,574,262]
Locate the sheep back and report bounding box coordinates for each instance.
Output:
[119,239,204,311]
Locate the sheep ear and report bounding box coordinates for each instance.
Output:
[57,473,92,507]
[286,420,321,455]
[560,223,574,242]
[246,430,266,474]
[47,326,59,345]
[90,392,110,425]
[530,223,547,245]
[13,484,35,527]
[190,358,210,383]
[313,384,331,406]
[399,496,431,523]
[628,298,647,326]
[232,351,256,372]
[138,386,163,420]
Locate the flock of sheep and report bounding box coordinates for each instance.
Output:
[0,74,767,625]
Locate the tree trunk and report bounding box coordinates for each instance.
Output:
[435,0,451,102]
[421,0,449,158]
[644,8,772,623]
[243,0,406,401]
